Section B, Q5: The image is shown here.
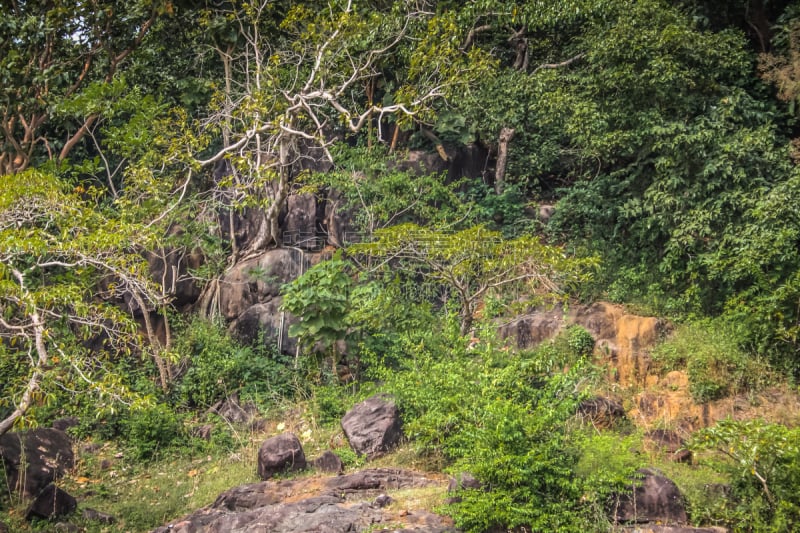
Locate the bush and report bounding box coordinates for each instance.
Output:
[690,419,800,531]
[651,318,771,403]
[376,327,608,531]
[125,402,184,461]
[176,317,294,407]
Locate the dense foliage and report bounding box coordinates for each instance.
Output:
[4,1,800,531]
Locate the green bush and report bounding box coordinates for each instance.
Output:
[176,317,294,407]
[376,326,608,531]
[651,318,771,403]
[125,402,184,461]
[690,419,800,531]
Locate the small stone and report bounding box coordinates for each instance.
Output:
[82,507,115,524]
[374,494,393,508]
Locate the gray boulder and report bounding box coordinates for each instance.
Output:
[0,428,74,498]
[25,484,77,520]
[341,395,403,459]
[258,432,307,480]
[312,451,344,474]
[611,468,688,525]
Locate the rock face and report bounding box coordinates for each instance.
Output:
[577,397,627,429]
[342,395,403,458]
[258,433,307,480]
[312,451,344,474]
[0,428,74,498]
[499,302,661,387]
[153,468,455,533]
[644,430,692,463]
[611,468,688,525]
[25,484,77,520]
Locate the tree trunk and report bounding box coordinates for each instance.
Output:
[494,127,515,194]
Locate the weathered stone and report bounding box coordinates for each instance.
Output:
[644,430,692,463]
[51,417,79,432]
[257,432,306,480]
[191,424,214,441]
[374,493,393,508]
[219,249,303,320]
[312,451,344,474]
[283,194,320,250]
[342,395,403,459]
[0,428,74,498]
[577,397,627,429]
[208,393,259,425]
[25,484,77,520]
[154,468,453,533]
[447,472,482,493]
[229,299,299,355]
[53,523,81,532]
[83,507,115,524]
[611,468,688,525]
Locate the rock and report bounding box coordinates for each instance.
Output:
[229,299,299,355]
[283,194,321,250]
[497,306,564,349]
[219,249,302,321]
[53,523,82,532]
[257,432,307,480]
[25,484,77,520]
[82,507,115,524]
[611,468,688,525]
[374,493,393,507]
[209,393,259,425]
[644,430,692,463]
[577,397,627,429]
[191,424,215,441]
[312,451,344,474]
[0,521,8,533]
[0,428,74,498]
[154,468,453,533]
[342,395,403,459]
[51,417,79,432]
[447,472,482,493]
[323,189,358,248]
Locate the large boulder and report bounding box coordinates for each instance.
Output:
[25,484,77,520]
[0,428,74,498]
[611,468,688,525]
[258,433,307,480]
[577,397,627,429]
[341,395,403,459]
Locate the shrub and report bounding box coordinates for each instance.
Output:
[176,317,294,407]
[125,402,184,461]
[651,318,771,403]
[690,419,800,531]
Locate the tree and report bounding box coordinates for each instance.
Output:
[182,0,485,260]
[352,223,595,336]
[0,170,165,434]
[0,0,174,175]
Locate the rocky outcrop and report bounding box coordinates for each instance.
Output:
[209,393,260,425]
[342,395,403,459]
[0,428,74,498]
[611,468,688,525]
[577,397,627,429]
[644,430,691,463]
[25,484,77,520]
[499,302,662,387]
[258,432,307,480]
[153,468,455,533]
